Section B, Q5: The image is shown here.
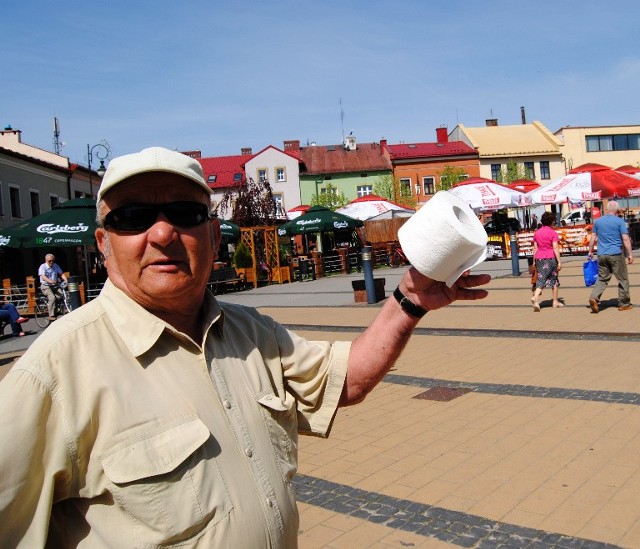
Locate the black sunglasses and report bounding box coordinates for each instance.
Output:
[101,201,212,232]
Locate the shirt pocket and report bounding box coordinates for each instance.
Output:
[257,393,298,482]
[101,416,232,547]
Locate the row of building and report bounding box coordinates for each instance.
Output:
[2,119,640,229]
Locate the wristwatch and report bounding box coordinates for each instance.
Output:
[393,286,428,319]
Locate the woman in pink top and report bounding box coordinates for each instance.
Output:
[531,211,563,311]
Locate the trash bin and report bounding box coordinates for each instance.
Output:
[67,276,82,311]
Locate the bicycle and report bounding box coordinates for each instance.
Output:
[34,284,72,328]
[388,243,409,268]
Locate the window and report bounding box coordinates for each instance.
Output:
[30,191,40,217]
[323,175,332,180]
[207,175,217,183]
[491,164,501,181]
[357,185,373,197]
[10,186,21,218]
[524,162,535,179]
[258,169,267,183]
[321,186,337,195]
[586,133,640,151]
[276,168,285,182]
[50,195,59,209]
[272,194,284,216]
[540,161,550,180]
[399,178,411,196]
[422,176,435,194]
[233,173,242,182]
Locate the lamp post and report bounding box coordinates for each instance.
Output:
[87,143,109,198]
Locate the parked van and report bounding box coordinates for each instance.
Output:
[562,209,586,225]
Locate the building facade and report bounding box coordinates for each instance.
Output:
[554,125,640,171]
[382,127,480,205]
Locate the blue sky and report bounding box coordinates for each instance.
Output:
[3,0,640,166]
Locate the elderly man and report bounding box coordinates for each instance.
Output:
[0,147,490,547]
[38,253,68,320]
[587,200,634,313]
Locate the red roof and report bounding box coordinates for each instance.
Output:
[299,142,391,175]
[386,141,477,160]
[197,154,249,190]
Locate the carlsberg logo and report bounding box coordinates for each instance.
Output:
[37,223,90,235]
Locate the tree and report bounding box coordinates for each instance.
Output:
[217,177,276,227]
[436,165,466,191]
[373,174,396,201]
[373,174,416,208]
[497,160,526,185]
[310,183,349,211]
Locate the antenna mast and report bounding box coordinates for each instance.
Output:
[53,117,62,155]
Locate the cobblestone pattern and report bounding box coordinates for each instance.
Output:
[385,374,640,406]
[293,474,621,548]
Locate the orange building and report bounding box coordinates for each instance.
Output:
[381,127,480,206]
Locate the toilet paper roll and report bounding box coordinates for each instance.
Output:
[398,191,487,287]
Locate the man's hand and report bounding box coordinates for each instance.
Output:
[400,267,491,313]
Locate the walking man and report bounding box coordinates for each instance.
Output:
[38,253,67,320]
[587,200,633,313]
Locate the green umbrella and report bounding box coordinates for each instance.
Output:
[0,198,97,248]
[219,219,241,243]
[277,205,363,236]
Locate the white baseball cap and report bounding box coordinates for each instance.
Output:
[97,147,212,201]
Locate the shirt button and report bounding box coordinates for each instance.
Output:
[245,448,253,458]
[223,400,231,409]
[266,498,273,508]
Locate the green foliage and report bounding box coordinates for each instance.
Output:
[497,160,526,184]
[218,177,276,227]
[232,241,253,268]
[373,174,395,201]
[310,183,349,211]
[436,165,466,191]
[373,174,416,208]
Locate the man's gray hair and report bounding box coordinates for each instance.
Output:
[607,201,619,212]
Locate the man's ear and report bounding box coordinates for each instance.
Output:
[95,228,109,259]
[210,218,222,259]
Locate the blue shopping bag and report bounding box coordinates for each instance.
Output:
[583,259,598,287]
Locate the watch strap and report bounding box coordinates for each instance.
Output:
[393,286,428,318]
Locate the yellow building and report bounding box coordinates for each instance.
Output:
[449,119,565,185]
[554,125,640,170]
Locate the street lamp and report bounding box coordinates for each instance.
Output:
[87,143,109,199]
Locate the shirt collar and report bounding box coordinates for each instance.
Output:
[99,280,224,357]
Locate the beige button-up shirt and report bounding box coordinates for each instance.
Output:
[0,280,349,548]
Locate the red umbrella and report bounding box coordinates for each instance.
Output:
[569,163,640,198]
[616,165,640,175]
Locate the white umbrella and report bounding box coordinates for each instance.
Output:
[336,194,415,221]
[448,177,525,210]
[525,164,640,204]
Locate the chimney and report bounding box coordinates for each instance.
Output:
[485,119,498,127]
[380,139,387,151]
[283,140,300,152]
[181,150,201,159]
[241,147,252,155]
[520,106,527,124]
[436,127,448,144]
